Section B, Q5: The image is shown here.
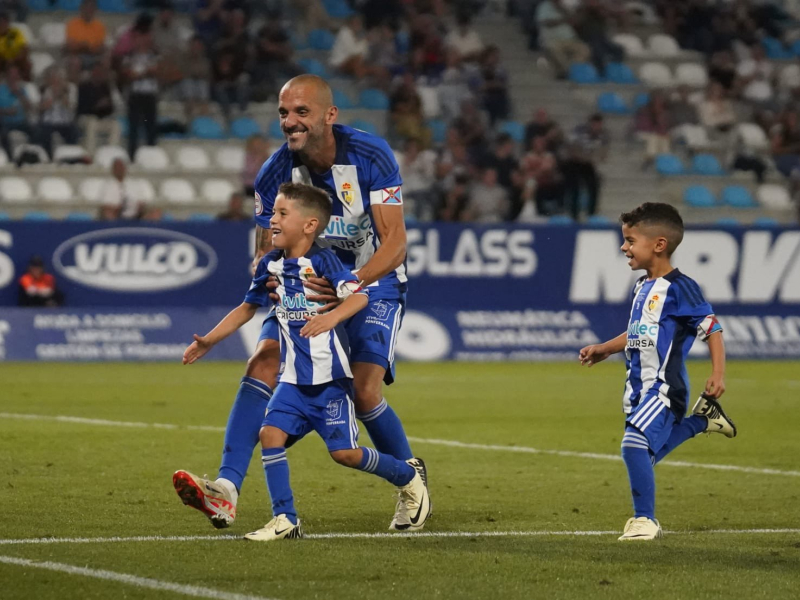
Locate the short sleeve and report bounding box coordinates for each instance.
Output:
[365,136,404,207]
[313,250,368,299]
[243,250,281,307]
[252,146,293,228]
[668,277,722,341]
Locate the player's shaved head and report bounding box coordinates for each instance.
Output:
[281,75,333,109]
[620,202,684,256]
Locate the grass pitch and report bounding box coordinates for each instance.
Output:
[2,361,799,599]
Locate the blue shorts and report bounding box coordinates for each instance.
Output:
[625,392,678,453]
[258,297,405,385]
[262,379,359,453]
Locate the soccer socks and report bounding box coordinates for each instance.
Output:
[621,429,656,520]
[653,415,708,464]
[357,398,414,461]
[261,447,297,525]
[357,447,416,487]
[218,376,273,491]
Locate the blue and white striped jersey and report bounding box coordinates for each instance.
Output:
[623,269,722,418]
[244,244,368,385]
[253,124,407,301]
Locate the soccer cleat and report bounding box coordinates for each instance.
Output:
[389,459,431,532]
[172,470,237,529]
[692,393,737,438]
[618,516,663,541]
[244,515,304,542]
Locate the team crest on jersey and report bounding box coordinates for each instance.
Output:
[647,295,660,311]
[254,191,263,215]
[381,187,403,205]
[299,266,315,281]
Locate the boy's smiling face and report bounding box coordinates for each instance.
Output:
[269,194,319,250]
[620,223,668,272]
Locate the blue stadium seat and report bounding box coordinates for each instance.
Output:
[65,212,94,221]
[298,58,330,78]
[721,185,757,208]
[427,119,447,145]
[291,32,309,51]
[395,30,410,54]
[57,0,82,9]
[359,88,390,110]
[0,211,9,220]
[569,63,601,84]
[596,92,630,115]
[683,185,716,208]
[161,213,177,222]
[307,29,335,51]
[28,0,53,10]
[332,89,356,109]
[655,153,684,175]
[715,217,741,227]
[98,0,132,12]
[753,217,779,227]
[187,213,215,222]
[499,120,525,142]
[350,120,378,135]
[24,211,51,221]
[692,154,725,176]
[190,117,226,140]
[230,117,261,139]
[762,36,793,59]
[586,214,612,227]
[548,215,574,225]
[268,119,284,139]
[322,0,355,18]
[606,62,638,84]
[633,92,650,110]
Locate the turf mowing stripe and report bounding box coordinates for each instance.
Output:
[0,555,279,600]
[2,529,800,546]
[3,411,799,478]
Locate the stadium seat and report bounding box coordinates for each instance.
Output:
[230,117,261,139]
[160,178,196,204]
[95,145,129,168]
[53,145,89,164]
[201,179,236,205]
[290,32,308,50]
[675,63,709,87]
[307,29,335,51]
[568,62,600,84]
[736,123,769,151]
[596,92,630,114]
[38,177,73,203]
[639,62,672,87]
[762,36,793,59]
[268,119,284,139]
[39,22,65,46]
[176,146,211,171]
[23,211,51,221]
[586,214,612,226]
[215,146,246,171]
[672,124,710,149]
[332,89,356,109]
[13,23,36,45]
[647,34,680,57]
[134,146,170,171]
[128,178,156,203]
[548,215,574,225]
[0,177,32,202]
[79,177,105,203]
[23,82,40,107]
[13,144,49,164]
[190,117,226,140]
[692,154,725,176]
[722,185,757,208]
[187,213,215,222]
[322,0,355,18]
[28,0,53,10]
[65,212,94,221]
[0,211,9,220]
[715,217,741,227]
[757,183,792,209]
[625,1,659,25]
[349,119,378,135]
[683,185,716,207]
[753,217,779,227]
[606,62,638,84]
[57,0,82,9]
[427,119,447,145]
[632,92,650,110]
[297,58,330,78]
[0,148,8,167]
[499,120,526,142]
[612,34,645,57]
[30,52,55,79]
[655,153,684,175]
[98,0,131,12]
[359,88,390,110]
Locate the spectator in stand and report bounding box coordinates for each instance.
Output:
[436,129,473,195]
[519,135,564,217]
[249,23,302,103]
[368,21,402,78]
[574,0,624,77]
[177,35,211,119]
[37,68,79,159]
[770,108,800,178]
[217,191,249,221]
[152,1,184,57]
[524,107,563,152]
[194,0,226,49]
[398,138,438,221]
[0,1,25,23]
[330,15,371,79]
[464,167,510,223]
[242,134,270,196]
[737,44,776,108]
[409,13,446,78]
[122,29,160,160]
[453,98,490,160]
[634,91,671,169]
[18,256,63,308]
[708,50,737,93]
[478,45,510,125]
[212,9,251,122]
[438,49,473,122]
[562,113,609,221]
[390,72,432,148]
[0,65,35,157]
[0,11,30,80]
[111,13,154,74]
[486,132,521,213]
[698,81,737,133]
[78,60,122,156]
[536,0,590,80]
[294,0,329,31]
[437,173,470,222]
[667,85,699,129]
[99,158,146,220]
[444,14,484,63]
[65,0,107,66]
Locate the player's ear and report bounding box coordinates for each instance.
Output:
[655,236,669,253]
[305,217,319,234]
[326,105,338,125]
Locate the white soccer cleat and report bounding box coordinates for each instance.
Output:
[389,459,431,532]
[244,514,304,542]
[692,393,737,438]
[172,470,236,529]
[618,517,663,541]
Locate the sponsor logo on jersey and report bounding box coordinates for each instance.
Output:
[628,320,659,337]
[381,187,403,205]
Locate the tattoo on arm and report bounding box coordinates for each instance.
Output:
[255,225,271,257]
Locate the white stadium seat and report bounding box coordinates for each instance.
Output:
[23,82,40,107]
[215,146,245,171]
[0,176,32,202]
[160,178,196,204]
[37,177,73,203]
[779,64,800,91]
[134,146,170,171]
[736,123,769,151]
[648,34,680,57]
[128,178,157,203]
[0,148,8,168]
[613,34,645,57]
[757,184,792,210]
[625,2,659,26]
[39,22,66,47]
[639,62,673,87]
[95,145,129,169]
[201,179,236,205]
[30,52,55,79]
[79,177,105,203]
[53,144,90,164]
[672,124,710,149]
[675,63,708,87]
[13,144,49,164]
[176,146,211,171]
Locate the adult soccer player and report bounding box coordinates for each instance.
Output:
[579,202,736,541]
[173,75,424,531]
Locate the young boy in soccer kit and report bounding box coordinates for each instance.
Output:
[179,182,430,541]
[579,203,737,541]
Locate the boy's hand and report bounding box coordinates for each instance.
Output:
[304,277,340,314]
[300,312,338,338]
[183,334,213,364]
[266,275,279,303]
[579,343,610,367]
[704,373,726,398]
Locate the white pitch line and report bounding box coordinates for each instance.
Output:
[0,555,278,600]
[3,412,799,478]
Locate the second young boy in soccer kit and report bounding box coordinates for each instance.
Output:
[178,182,431,540]
[579,202,737,541]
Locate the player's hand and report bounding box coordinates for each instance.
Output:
[300,312,337,338]
[704,373,726,399]
[251,254,264,276]
[304,276,340,314]
[267,275,280,303]
[578,343,611,367]
[183,334,213,364]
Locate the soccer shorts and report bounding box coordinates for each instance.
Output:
[625,391,678,453]
[262,379,359,453]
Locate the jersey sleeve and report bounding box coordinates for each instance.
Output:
[364,135,404,207]
[313,250,369,299]
[243,250,281,307]
[252,146,292,229]
[669,277,723,342]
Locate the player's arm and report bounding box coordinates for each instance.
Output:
[300,290,368,338]
[254,224,273,264]
[578,332,627,367]
[354,203,407,287]
[183,302,259,364]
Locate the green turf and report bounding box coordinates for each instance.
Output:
[2,361,800,599]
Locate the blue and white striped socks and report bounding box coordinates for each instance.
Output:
[357,398,413,461]
[261,447,297,525]
[621,427,656,519]
[357,446,415,487]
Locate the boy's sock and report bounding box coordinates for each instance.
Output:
[653,415,708,464]
[357,398,414,461]
[356,447,416,487]
[218,376,273,491]
[261,447,297,525]
[621,429,656,520]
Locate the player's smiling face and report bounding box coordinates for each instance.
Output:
[278,84,336,153]
[270,194,317,250]
[621,224,657,271]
